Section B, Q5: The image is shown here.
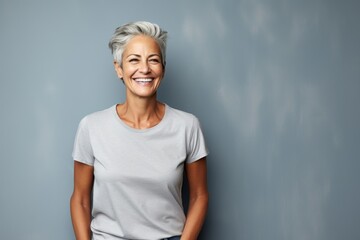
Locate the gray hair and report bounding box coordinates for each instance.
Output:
[108,21,168,67]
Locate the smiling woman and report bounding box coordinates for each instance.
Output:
[114,35,164,102]
[70,21,209,240]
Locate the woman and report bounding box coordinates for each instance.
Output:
[70,21,209,240]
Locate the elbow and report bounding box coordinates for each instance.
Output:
[70,192,91,210]
[189,191,209,206]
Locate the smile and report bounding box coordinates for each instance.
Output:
[133,78,154,83]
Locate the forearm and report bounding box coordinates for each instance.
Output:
[70,195,92,240]
[181,193,209,240]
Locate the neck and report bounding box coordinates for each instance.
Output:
[117,94,165,129]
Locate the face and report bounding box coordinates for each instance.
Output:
[114,35,164,99]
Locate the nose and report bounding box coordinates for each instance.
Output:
[138,60,150,74]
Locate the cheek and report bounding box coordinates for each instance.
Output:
[122,66,136,78]
[155,67,165,78]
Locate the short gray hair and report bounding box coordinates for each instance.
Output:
[108,21,168,67]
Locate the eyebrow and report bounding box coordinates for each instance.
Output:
[125,54,161,59]
[126,54,141,59]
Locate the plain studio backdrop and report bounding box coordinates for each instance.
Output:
[1,0,360,239]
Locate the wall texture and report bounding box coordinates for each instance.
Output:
[1,0,359,239]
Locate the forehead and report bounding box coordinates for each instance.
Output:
[123,35,161,55]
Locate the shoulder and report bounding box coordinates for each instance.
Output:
[166,105,202,131]
[166,105,198,123]
[78,105,115,127]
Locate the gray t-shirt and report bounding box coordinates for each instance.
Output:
[72,104,208,240]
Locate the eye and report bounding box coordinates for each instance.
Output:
[149,58,160,64]
[129,58,139,63]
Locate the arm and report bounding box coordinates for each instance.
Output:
[181,157,209,240]
[70,161,94,240]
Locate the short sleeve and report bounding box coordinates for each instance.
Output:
[72,116,95,166]
[186,117,209,163]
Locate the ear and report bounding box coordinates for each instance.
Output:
[114,61,123,79]
[160,61,166,79]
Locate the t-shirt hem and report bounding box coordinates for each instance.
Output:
[73,157,94,166]
[186,151,209,164]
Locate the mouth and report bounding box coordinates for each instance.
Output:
[133,78,154,85]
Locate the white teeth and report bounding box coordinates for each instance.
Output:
[134,78,153,82]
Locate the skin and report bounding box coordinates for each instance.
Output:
[70,162,94,240]
[70,34,208,240]
[182,158,208,240]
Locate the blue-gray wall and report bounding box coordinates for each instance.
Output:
[1,0,359,239]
